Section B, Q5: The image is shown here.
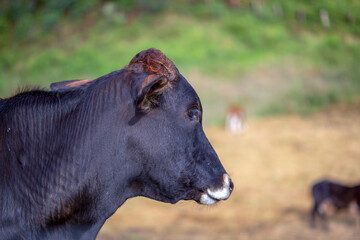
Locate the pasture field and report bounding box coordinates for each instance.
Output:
[97,101,360,240]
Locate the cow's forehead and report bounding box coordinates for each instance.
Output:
[171,74,201,107]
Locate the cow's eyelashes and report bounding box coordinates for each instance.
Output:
[186,108,201,122]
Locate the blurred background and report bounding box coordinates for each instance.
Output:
[1,0,360,239]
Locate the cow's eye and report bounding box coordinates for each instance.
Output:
[186,107,201,122]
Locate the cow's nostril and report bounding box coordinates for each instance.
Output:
[204,174,233,201]
[229,178,234,193]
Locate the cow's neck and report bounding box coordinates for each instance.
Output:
[1,84,132,236]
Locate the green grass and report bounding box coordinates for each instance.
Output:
[0,12,291,90]
[1,1,360,125]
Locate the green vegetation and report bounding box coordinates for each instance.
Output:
[1,0,360,125]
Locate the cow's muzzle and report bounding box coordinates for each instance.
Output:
[199,174,234,205]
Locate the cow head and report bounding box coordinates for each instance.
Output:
[122,49,233,205]
[50,49,233,206]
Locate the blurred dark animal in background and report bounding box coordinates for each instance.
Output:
[310,179,360,230]
[225,105,247,134]
[0,49,233,240]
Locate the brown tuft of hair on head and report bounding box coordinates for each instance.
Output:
[128,48,179,82]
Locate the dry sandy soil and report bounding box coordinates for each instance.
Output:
[97,101,360,240]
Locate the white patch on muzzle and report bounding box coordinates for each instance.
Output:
[200,174,232,205]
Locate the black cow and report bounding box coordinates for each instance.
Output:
[0,49,233,239]
[310,179,360,229]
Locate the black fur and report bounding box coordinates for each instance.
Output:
[0,49,233,239]
[310,179,360,229]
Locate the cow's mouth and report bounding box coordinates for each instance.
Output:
[198,174,233,205]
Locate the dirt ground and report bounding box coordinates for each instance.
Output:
[97,101,360,240]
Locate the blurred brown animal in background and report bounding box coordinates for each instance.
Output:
[310,179,360,230]
[225,105,247,134]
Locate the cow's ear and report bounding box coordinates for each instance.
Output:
[50,79,94,91]
[136,74,169,112]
